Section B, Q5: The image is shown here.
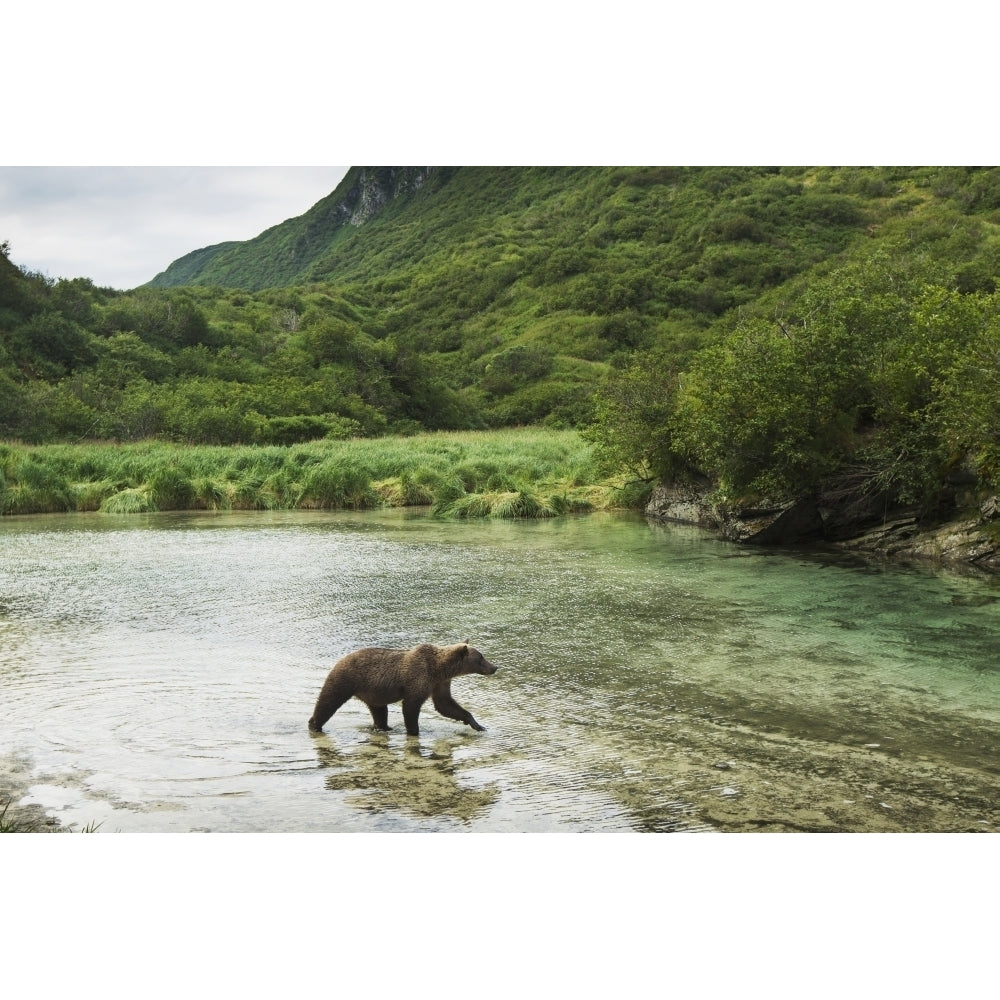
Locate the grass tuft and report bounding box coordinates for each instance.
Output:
[100,488,154,514]
[0,798,18,832]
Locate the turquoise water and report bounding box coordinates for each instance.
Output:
[2,508,999,831]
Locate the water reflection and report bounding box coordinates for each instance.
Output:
[312,731,500,823]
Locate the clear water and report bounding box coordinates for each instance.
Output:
[2,508,999,832]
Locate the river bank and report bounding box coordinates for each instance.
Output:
[646,482,1000,576]
[8,433,998,576]
[0,429,640,520]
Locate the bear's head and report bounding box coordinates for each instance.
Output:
[447,642,498,677]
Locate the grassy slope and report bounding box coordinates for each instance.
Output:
[143,167,999,382]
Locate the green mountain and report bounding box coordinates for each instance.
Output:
[147,167,435,290]
[5,167,1000,516]
[149,165,894,299]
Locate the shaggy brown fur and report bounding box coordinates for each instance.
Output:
[308,642,498,736]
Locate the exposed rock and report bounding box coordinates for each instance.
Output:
[835,515,922,554]
[817,489,900,541]
[343,167,434,226]
[646,478,1000,573]
[715,496,824,546]
[645,481,718,530]
[840,509,1000,570]
[980,495,1000,521]
[646,482,823,546]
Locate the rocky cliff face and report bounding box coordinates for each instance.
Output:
[646,480,1000,572]
[836,504,1000,571]
[338,167,434,226]
[646,483,824,546]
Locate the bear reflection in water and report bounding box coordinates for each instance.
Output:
[308,642,498,737]
[314,735,501,822]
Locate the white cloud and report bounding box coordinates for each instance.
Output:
[0,167,349,289]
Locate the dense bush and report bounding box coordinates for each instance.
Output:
[591,244,1000,511]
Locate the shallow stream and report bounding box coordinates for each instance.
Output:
[2,509,999,832]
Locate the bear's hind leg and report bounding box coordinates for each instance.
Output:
[368,704,390,730]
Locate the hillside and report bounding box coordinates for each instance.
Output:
[149,165,894,298]
[4,168,1000,511]
[147,167,434,290]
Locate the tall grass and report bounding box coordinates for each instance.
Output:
[0,429,642,519]
[0,799,19,832]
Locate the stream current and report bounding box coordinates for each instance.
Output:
[2,508,999,832]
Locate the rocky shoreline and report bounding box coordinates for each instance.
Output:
[646,481,1000,574]
[0,756,63,833]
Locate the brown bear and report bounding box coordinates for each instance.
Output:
[308,642,498,736]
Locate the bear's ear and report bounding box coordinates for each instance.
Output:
[458,643,469,657]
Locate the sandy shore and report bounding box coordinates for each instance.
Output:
[0,755,63,833]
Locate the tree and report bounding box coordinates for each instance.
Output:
[584,352,688,481]
[671,317,856,496]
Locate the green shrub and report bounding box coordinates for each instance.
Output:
[395,470,436,505]
[72,479,119,511]
[264,415,334,445]
[1,458,73,513]
[434,485,563,519]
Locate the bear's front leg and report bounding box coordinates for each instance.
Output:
[433,692,486,731]
[402,697,423,736]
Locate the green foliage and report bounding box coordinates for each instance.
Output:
[261,414,359,445]
[297,458,377,508]
[672,317,855,496]
[100,488,154,514]
[0,429,615,519]
[147,464,197,510]
[931,302,1000,490]
[481,345,554,396]
[434,487,562,519]
[594,242,1000,511]
[96,165,918,437]
[584,352,687,481]
[96,292,212,351]
[5,165,1000,517]
[14,312,95,376]
[0,451,74,513]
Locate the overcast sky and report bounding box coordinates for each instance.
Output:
[0,167,350,290]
